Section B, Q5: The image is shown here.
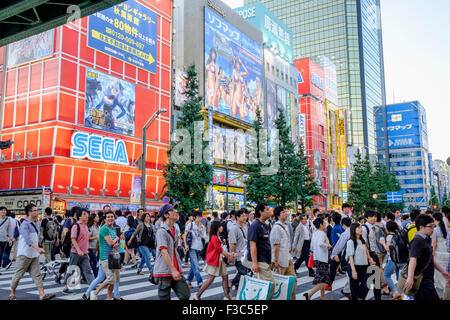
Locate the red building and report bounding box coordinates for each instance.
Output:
[0,0,173,215]
[295,58,328,210]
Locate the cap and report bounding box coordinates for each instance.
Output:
[158,204,175,218]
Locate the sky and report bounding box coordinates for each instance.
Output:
[223,0,450,163]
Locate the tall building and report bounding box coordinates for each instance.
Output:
[243,0,387,155]
[433,159,449,204]
[375,101,431,210]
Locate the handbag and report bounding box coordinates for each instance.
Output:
[272,273,296,300]
[397,257,431,297]
[307,252,315,269]
[108,252,121,270]
[148,269,159,285]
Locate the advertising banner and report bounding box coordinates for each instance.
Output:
[320,56,338,106]
[174,69,188,107]
[0,194,43,215]
[204,7,264,124]
[85,68,136,136]
[298,113,306,146]
[7,30,54,67]
[212,169,247,188]
[295,58,325,100]
[337,109,348,202]
[130,177,142,204]
[313,150,322,187]
[266,80,277,153]
[88,0,158,73]
[235,3,293,62]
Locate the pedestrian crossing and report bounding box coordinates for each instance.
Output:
[0,260,377,300]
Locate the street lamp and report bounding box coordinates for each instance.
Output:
[141,108,167,209]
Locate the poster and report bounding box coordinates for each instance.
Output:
[266,80,277,154]
[130,177,142,204]
[7,30,54,67]
[85,68,136,135]
[88,0,158,73]
[174,69,188,107]
[204,7,263,124]
[313,150,322,187]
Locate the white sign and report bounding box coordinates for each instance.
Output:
[391,114,402,122]
[0,194,43,213]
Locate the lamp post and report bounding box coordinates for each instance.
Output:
[141,108,167,209]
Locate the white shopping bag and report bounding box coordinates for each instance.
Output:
[236,275,273,300]
[272,273,296,300]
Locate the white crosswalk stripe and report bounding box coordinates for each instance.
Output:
[0,260,381,300]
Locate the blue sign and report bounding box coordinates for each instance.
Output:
[163,196,170,203]
[297,71,304,84]
[88,0,158,73]
[71,131,129,165]
[387,191,403,203]
[311,72,324,91]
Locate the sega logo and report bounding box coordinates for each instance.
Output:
[311,72,324,90]
[71,132,129,165]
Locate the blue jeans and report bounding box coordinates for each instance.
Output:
[187,249,203,285]
[85,262,120,298]
[384,259,404,292]
[88,249,98,277]
[138,246,153,272]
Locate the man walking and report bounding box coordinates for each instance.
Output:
[405,214,450,300]
[40,207,59,264]
[329,217,352,297]
[62,209,95,294]
[292,215,315,277]
[153,203,190,300]
[9,204,55,300]
[0,206,14,274]
[247,203,275,299]
[271,206,297,300]
[229,209,249,291]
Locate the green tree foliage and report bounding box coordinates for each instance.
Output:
[162,65,213,214]
[348,150,373,215]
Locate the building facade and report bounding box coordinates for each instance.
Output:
[433,159,449,204]
[0,0,173,216]
[375,101,431,210]
[243,0,387,156]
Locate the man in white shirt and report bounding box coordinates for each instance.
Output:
[340,203,351,219]
[229,209,249,290]
[271,206,297,300]
[292,215,315,277]
[115,211,127,233]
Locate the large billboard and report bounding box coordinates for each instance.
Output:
[85,68,136,136]
[7,30,54,67]
[375,102,424,149]
[295,58,325,101]
[204,7,264,124]
[88,0,158,73]
[235,3,293,62]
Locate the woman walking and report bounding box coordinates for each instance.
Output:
[304,217,332,300]
[193,221,237,300]
[127,213,154,275]
[432,212,449,294]
[346,223,375,300]
[124,215,138,268]
[87,213,100,277]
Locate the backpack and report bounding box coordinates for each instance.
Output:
[405,224,417,243]
[125,227,138,248]
[140,225,155,248]
[13,220,20,239]
[389,230,409,264]
[44,217,58,241]
[62,219,79,256]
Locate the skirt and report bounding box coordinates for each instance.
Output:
[203,258,228,277]
[313,261,331,285]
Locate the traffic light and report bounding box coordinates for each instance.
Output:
[0,140,14,150]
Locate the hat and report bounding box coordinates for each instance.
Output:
[158,204,175,218]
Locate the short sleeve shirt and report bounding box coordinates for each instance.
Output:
[247,219,271,264]
[188,222,206,251]
[409,233,434,281]
[70,222,90,255]
[98,225,117,261]
[229,223,247,260]
[270,222,291,267]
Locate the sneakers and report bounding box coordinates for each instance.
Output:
[325,284,332,291]
[341,289,351,299]
[90,291,98,300]
[62,288,73,295]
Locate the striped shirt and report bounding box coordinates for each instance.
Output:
[98,224,117,261]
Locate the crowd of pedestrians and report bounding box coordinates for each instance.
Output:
[0,201,449,301]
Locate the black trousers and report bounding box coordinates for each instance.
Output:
[329,258,340,285]
[347,265,369,300]
[415,279,440,300]
[294,240,313,273]
[368,251,381,301]
[231,260,250,288]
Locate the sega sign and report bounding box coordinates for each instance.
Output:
[70,132,129,165]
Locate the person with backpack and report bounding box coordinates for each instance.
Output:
[184,211,207,289]
[406,209,421,243]
[153,204,190,300]
[55,208,79,284]
[40,207,59,264]
[9,204,55,300]
[374,211,390,295]
[383,221,406,300]
[87,213,100,277]
[127,212,155,275]
[61,208,95,295]
[219,212,230,247]
[345,223,375,300]
[9,212,21,264]
[182,212,194,267]
[124,215,138,268]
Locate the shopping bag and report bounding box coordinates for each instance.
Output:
[236,275,273,300]
[307,253,315,269]
[272,273,296,300]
